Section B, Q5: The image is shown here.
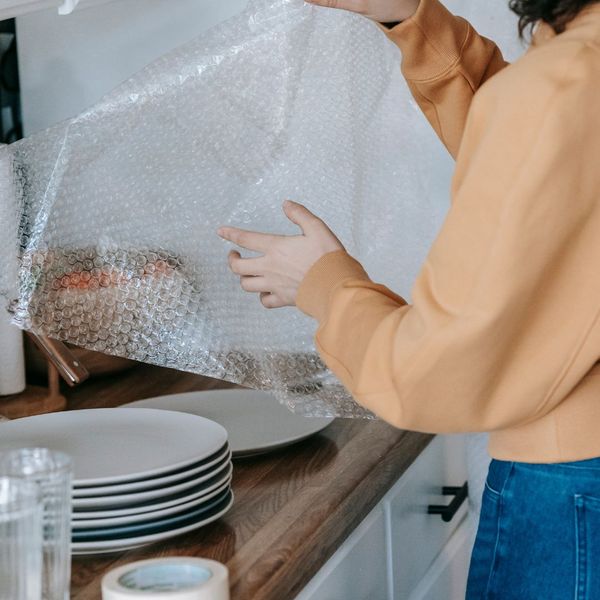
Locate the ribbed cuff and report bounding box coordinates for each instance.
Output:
[296,250,370,321]
[383,0,469,81]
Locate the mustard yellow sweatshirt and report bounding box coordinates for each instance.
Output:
[296,0,600,463]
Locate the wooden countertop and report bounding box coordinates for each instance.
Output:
[64,363,433,600]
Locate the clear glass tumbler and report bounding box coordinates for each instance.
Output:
[0,476,43,600]
[0,449,72,600]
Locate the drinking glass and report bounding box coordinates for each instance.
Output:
[0,476,43,600]
[0,449,72,600]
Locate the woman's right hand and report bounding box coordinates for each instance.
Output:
[304,0,420,24]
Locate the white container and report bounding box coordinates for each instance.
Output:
[0,319,25,396]
[0,143,25,397]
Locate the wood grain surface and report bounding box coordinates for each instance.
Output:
[65,362,432,599]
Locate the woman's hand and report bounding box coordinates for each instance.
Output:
[217,201,345,309]
[305,0,420,24]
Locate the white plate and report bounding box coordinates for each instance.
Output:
[122,389,334,457]
[72,464,233,520]
[73,487,230,539]
[73,444,229,497]
[71,491,234,555]
[72,454,231,509]
[72,478,231,529]
[0,408,227,486]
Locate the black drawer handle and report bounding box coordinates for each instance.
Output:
[427,481,469,523]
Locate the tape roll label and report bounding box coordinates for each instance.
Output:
[119,564,213,592]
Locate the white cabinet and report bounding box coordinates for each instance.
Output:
[294,505,389,600]
[389,434,468,597]
[296,434,470,600]
[408,517,476,600]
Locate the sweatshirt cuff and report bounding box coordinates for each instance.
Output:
[383,0,469,81]
[296,250,371,321]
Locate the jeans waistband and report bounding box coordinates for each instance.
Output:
[487,456,600,496]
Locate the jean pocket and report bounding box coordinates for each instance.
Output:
[574,494,600,600]
[484,460,514,497]
[484,480,501,499]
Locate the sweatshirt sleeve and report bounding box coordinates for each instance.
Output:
[295,46,600,434]
[383,0,509,157]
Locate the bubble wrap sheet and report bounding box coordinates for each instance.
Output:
[0,0,520,417]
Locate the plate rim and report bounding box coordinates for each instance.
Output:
[72,454,232,509]
[71,490,234,553]
[72,478,232,529]
[0,408,228,486]
[121,389,334,456]
[73,443,230,496]
[72,487,231,539]
[72,466,233,520]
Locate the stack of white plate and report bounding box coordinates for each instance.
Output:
[0,408,233,555]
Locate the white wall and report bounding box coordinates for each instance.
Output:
[445,0,523,60]
[16,0,250,134]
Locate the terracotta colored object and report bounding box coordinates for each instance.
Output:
[18,248,180,378]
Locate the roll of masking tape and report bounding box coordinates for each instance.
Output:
[101,558,229,600]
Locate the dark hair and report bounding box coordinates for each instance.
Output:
[509,0,599,36]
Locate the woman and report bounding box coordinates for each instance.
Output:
[218,0,600,597]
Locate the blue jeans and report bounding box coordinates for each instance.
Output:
[466,456,600,599]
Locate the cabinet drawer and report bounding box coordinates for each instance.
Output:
[408,516,476,600]
[386,434,468,598]
[294,504,388,600]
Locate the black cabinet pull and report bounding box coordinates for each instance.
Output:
[427,481,469,522]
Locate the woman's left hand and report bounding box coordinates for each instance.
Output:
[217,200,345,309]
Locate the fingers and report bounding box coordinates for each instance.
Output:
[282,200,323,235]
[239,276,269,293]
[260,292,287,309]
[234,271,287,308]
[228,251,277,300]
[304,0,338,7]
[218,202,323,248]
[228,250,265,276]
[305,0,360,11]
[217,226,278,253]
[282,201,344,250]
